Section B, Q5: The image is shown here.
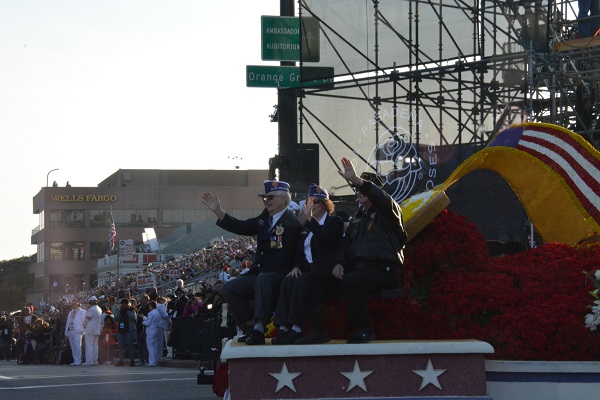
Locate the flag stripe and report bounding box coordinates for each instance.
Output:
[528,125,600,175]
[109,212,116,251]
[516,128,600,221]
[520,133,600,188]
[520,128,600,192]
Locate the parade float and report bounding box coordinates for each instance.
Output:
[215,123,600,399]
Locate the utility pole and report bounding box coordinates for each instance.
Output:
[277,0,298,182]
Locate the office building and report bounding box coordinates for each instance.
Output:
[29,169,268,305]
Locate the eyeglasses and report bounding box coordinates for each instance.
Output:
[262,194,281,201]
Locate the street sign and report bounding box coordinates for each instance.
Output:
[246,65,334,88]
[261,16,320,62]
[118,239,135,264]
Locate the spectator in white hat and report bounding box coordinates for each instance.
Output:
[83,296,102,365]
[64,299,86,366]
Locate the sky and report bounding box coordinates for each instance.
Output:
[0,1,285,261]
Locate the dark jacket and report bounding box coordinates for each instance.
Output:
[335,180,407,267]
[173,296,187,318]
[217,208,302,274]
[295,214,344,273]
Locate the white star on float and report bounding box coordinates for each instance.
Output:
[412,358,447,391]
[340,359,373,392]
[268,362,301,393]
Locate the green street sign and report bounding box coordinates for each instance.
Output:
[261,16,320,62]
[246,65,334,88]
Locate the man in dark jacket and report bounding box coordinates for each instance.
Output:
[332,157,407,343]
[202,180,302,345]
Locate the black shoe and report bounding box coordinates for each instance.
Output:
[278,329,302,344]
[237,332,251,343]
[347,329,375,344]
[236,325,254,343]
[244,330,265,345]
[271,329,288,345]
[295,329,330,344]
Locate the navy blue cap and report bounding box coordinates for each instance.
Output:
[263,180,290,193]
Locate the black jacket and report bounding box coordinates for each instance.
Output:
[217,208,302,274]
[295,214,344,273]
[335,180,407,267]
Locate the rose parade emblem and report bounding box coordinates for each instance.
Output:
[371,128,422,203]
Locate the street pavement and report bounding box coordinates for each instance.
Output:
[0,360,218,400]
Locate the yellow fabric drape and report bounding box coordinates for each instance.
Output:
[436,123,600,244]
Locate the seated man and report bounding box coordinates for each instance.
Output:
[31,319,52,364]
[332,157,407,343]
[202,180,302,345]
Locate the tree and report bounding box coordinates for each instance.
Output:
[0,256,34,312]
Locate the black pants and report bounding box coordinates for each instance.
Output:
[274,274,310,328]
[221,271,285,327]
[342,264,399,330]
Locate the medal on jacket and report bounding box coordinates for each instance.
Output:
[271,224,284,248]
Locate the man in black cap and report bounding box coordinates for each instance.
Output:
[332,157,407,343]
[202,180,302,345]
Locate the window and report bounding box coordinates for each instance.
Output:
[89,210,112,227]
[49,210,85,228]
[90,209,157,227]
[90,241,111,260]
[50,242,85,261]
[37,242,45,263]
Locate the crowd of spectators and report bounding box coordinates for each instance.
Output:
[0,235,257,365]
[88,236,257,300]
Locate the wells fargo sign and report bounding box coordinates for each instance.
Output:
[50,194,117,202]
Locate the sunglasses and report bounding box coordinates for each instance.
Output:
[312,198,325,204]
[262,194,281,201]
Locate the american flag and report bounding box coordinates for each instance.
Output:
[488,123,600,222]
[109,211,116,252]
[440,122,600,244]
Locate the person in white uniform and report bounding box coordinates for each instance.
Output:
[142,300,161,367]
[64,299,86,366]
[156,296,170,360]
[83,296,102,366]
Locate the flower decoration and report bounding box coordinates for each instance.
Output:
[322,210,600,361]
[584,269,600,331]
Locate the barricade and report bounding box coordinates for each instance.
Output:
[170,315,221,366]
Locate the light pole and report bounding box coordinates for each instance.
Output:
[46,168,59,187]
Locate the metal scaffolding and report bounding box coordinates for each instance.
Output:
[280,0,599,199]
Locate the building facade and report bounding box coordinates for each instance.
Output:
[29,169,268,305]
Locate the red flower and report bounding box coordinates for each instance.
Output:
[321,210,600,360]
